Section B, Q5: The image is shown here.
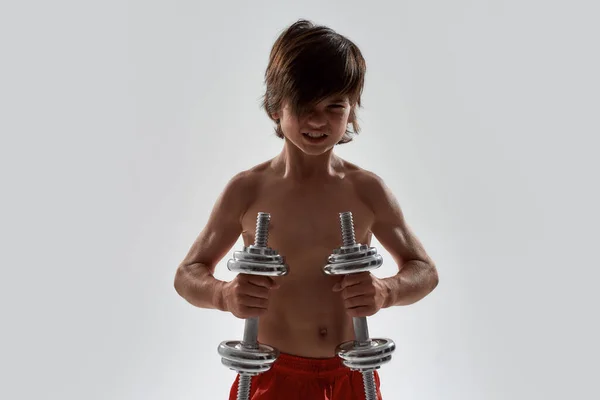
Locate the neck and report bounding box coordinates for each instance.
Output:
[272,138,340,181]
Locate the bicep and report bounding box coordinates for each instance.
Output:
[179,172,253,273]
[365,174,432,268]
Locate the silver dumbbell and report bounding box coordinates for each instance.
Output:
[217,212,288,400]
[324,211,396,400]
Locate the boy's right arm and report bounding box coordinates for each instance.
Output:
[174,171,254,311]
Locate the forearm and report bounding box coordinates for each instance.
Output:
[174,263,228,311]
[381,260,439,307]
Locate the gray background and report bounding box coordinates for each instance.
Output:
[1,0,598,399]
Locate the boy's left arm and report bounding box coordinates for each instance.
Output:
[334,172,439,315]
[367,173,439,308]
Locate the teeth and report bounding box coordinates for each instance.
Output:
[305,132,326,138]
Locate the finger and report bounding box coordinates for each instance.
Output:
[246,275,279,289]
[240,283,270,299]
[241,294,269,309]
[333,275,354,291]
[341,282,374,300]
[347,306,375,318]
[338,272,369,291]
[344,295,373,309]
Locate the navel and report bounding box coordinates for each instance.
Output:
[318,327,328,337]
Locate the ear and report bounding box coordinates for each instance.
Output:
[347,105,356,123]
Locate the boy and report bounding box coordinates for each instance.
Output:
[174,19,439,399]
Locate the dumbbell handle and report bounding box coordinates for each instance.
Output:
[338,212,379,400]
[241,212,267,349]
[231,314,260,400]
[243,317,259,348]
[350,316,379,400]
[353,316,370,344]
[338,211,373,345]
[352,316,379,400]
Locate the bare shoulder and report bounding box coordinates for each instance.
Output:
[342,161,395,211]
[220,170,254,205]
[175,161,275,273]
[221,161,270,205]
[342,162,433,267]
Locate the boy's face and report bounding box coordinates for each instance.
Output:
[274,95,352,155]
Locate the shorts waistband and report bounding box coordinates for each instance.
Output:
[272,352,347,378]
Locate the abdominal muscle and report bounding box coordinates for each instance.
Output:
[256,269,356,358]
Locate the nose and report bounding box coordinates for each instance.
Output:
[305,110,327,129]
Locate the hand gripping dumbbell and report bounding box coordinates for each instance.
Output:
[324,211,396,400]
[217,212,288,400]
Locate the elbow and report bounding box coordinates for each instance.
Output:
[429,266,439,292]
[173,265,186,297]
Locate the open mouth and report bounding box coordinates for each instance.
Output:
[302,132,328,141]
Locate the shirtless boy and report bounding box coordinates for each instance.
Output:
[174,19,439,399]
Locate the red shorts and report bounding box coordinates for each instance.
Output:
[228,352,383,399]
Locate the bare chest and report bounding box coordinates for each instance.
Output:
[241,183,374,262]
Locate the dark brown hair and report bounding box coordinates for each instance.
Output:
[262,19,367,144]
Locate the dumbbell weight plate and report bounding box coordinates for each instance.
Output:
[336,338,396,371]
[330,244,373,258]
[227,260,288,275]
[323,253,383,275]
[227,247,288,276]
[238,245,284,258]
[218,340,280,375]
